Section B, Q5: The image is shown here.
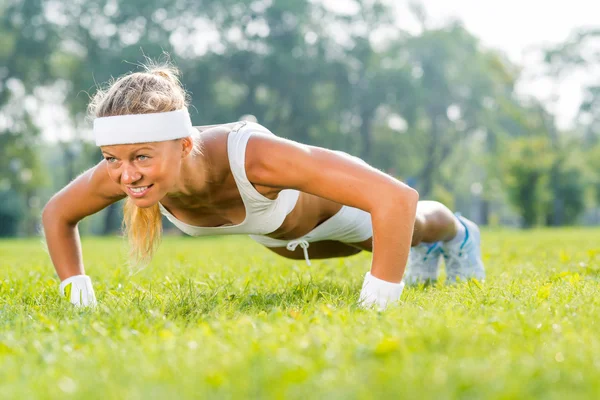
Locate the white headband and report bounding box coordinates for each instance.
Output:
[93,108,195,146]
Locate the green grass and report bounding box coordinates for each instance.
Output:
[1,228,600,399]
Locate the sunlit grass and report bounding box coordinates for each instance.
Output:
[1,228,600,399]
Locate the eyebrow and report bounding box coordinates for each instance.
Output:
[101,147,155,157]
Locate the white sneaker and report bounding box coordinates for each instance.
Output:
[441,215,485,283]
[403,242,442,285]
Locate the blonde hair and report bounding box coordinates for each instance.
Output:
[88,59,195,266]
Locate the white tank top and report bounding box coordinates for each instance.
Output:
[158,121,300,236]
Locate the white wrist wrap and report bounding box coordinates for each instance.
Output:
[359,272,405,310]
[59,275,97,307]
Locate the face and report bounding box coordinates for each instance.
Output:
[101,138,193,208]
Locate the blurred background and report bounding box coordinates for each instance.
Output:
[1,0,599,237]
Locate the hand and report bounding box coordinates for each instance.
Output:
[359,272,405,311]
[59,275,97,307]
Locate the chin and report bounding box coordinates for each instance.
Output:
[130,197,159,209]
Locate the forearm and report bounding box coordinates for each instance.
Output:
[369,191,418,283]
[42,212,86,281]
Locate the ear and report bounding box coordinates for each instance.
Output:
[180,136,194,158]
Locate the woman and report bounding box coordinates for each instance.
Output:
[42,63,485,310]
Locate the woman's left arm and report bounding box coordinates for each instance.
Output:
[245,133,419,304]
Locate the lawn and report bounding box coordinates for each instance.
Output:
[1,229,600,399]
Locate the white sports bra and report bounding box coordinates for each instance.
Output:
[158,121,300,236]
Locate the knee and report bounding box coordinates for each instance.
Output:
[411,214,426,246]
[414,206,458,243]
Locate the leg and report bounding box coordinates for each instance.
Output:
[412,200,460,245]
[264,240,362,261]
[407,201,485,284]
[348,200,483,285]
[344,200,460,252]
[402,201,459,284]
[259,200,483,284]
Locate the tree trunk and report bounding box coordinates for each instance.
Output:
[480,199,490,225]
[102,203,121,235]
[418,114,441,198]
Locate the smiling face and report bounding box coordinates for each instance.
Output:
[101,138,193,208]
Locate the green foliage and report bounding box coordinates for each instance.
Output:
[0,190,24,236]
[587,144,600,205]
[503,137,554,227]
[2,232,600,398]
[2,0,598,234]
[503,136,588,227]
[543,28,600,143]
[545,157,586,225]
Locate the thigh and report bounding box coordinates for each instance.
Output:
[347,237,373,252]
[264,240,363,260]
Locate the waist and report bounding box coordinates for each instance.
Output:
[260,193,343,240]
[249,205,372,247]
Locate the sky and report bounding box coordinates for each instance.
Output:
[399,0,600,128]
[320,0,599,128]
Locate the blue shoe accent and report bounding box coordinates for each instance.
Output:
[441,215,485,284]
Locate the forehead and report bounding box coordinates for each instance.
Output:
[100,142,163,154]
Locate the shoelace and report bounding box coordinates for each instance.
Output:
[442,223,471,268]
[442,240,471,271]
[442,247,465,265]
[410,243,439,262]
[286,239,311,266]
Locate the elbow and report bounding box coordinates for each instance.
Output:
[388,185,419,214]
[396,185,419,207]
[41,198,57,229]
[41,197,74,229]
[404,186,419,203]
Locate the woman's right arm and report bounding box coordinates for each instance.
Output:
[42,160,125,304]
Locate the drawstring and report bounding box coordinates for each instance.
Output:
[286,239,311,266]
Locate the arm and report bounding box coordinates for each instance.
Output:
[244,134,418,295]
[42,160,126,304]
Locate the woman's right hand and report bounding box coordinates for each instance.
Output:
[59,275,97,307]
[42,160,125,303]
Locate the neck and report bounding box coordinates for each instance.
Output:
[167,151,210,198]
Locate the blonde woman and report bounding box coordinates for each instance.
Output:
[42,63,485,310]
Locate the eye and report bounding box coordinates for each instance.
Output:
[105,157,117,164]
[136,155,149,161]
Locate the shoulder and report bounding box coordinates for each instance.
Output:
[192,121,283,183]
[243,131,314,189]
[192,123,242,182]
[193,121,270,161]
[44,160,126,224]
[86,160,126,200]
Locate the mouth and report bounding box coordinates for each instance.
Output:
[127,184,154,198]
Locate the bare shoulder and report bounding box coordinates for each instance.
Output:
[45,160,126,224]
[192,123,238,182]
[86,160,127,199]
[244,133,312,186]
[243,131,412,213]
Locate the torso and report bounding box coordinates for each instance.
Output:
[158,123,343,241]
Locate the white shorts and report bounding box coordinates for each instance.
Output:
[249,206,373,264]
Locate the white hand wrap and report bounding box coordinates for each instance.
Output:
[359,272,405,310]
[59,275,97,307]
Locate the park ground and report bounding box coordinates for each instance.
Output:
[1,228,600,399]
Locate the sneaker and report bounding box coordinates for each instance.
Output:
[441,215,485,283]
[403,242,442,285]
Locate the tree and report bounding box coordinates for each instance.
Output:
[503,137,553,227]
[544,28,600,144]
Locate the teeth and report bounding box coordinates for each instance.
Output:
[130,186,149,193]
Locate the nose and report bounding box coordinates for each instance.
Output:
[121,164,142,185]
